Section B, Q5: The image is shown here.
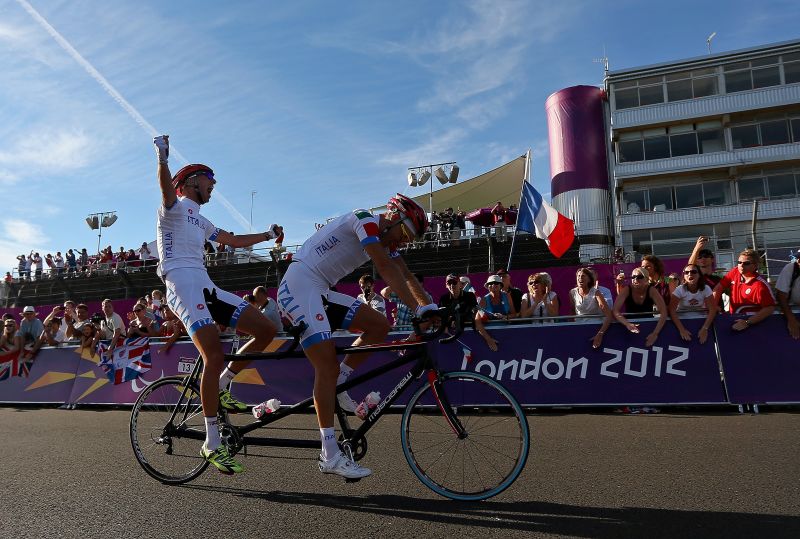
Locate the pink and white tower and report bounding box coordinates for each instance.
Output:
[546,85,613,262]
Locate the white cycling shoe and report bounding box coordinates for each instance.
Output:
[319,451,372,479]
[337,391,359,413]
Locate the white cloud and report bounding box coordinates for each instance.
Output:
[376,128,467,167]
[0,220,53,275]
[0,128,92,171]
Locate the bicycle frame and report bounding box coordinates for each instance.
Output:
[173,335,465,452]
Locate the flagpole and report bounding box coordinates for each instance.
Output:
[506,149,531,272]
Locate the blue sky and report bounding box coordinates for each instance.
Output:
[1,0,798,273]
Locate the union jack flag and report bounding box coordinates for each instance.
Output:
[0,348,34,381]
[97,337,151,385]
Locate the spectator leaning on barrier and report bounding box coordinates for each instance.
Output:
[775,249,800,340]
[157,305,187,355]
[495,269,522,315]
[251,286,284,331]
[357,275,387,318]
[72,303,91,334]
[438,273,478,326]
[669,264,717,344]
[713,249,776,332]
[520,272,560,323]
[40,317,67,346]
[15,306,45,358]
[475,274,517,352]
[1,318,18,352]
[127,304,159,338]
[382,273,431,328]
[99,299,126,349]
[610,267,669,348]
[570,267,613,317]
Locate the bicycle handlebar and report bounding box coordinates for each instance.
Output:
[410,307,463,344]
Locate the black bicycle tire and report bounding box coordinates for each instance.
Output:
[130,376,210,484]
[400,371,530,501]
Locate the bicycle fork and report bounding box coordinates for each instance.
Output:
[426,370,467,439]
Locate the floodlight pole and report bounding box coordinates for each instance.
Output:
[86,210,117,254]
[408,161,457,218]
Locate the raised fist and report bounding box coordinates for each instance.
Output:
[153,135,169,164]
[264,224,283,241]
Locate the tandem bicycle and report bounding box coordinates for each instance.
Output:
[129,309,529,501]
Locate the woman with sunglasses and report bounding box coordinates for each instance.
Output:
[475,274,517,351]
[520,272,559,324]
[610,267,669,347]
[1,318,19,352]
[712,249,776,331]
[669,264,717,343]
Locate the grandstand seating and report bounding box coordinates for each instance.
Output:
[2,234,579,307]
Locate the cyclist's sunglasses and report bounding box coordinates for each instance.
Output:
[185,171,215,183]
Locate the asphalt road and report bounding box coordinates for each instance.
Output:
[1,407,799,539]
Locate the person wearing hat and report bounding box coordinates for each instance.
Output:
[475,274,517,351]
[496,268,522,315]
[439,273,477,326]
[775,249,800,339]
[15,306,45,357]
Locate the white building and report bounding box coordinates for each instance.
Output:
[606,39,800,272]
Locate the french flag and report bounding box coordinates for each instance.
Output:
[516,181,575,258]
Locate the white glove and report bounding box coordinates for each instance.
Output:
[415,304,439,318]
[263,224,283,241]
[153,135,169,164]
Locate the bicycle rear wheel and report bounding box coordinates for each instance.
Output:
[130,376,209,484]
[401,371,529,501]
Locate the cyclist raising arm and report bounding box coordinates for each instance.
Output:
[277,195,436,479]
[153,135,282,475]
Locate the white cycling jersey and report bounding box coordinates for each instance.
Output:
[156,197,220,279]
[280,209,398,348]
[293,209,398,287]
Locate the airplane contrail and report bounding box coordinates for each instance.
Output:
[16,0,252,231]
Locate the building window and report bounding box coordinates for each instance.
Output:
[622,180,733,213]
[649,186,673,210]
[738,177,766,201]
[785,52,800,84]
[617,121,725,163]
[724,56,781,93]
[703,181,732,206]
[644,135,670,160]
[731,118,795,149]
[666,68,719,102]
[613,77,665,110]
[675,184,704,208]
[792,118,800,142]
[766,172,797,198]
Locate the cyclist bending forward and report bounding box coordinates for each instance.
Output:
[153,135,282,475]
[278,195,437,479]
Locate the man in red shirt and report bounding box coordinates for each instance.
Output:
[713,248,775,331]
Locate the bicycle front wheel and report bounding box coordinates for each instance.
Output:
[130,376,209,484]
[401,371,529,501]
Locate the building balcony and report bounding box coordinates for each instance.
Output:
[614,142,800,180]
[618,196,800,231]
[612,83,800,130]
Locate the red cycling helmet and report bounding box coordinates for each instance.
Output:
[172,164,214,194]
[387,193,428,239]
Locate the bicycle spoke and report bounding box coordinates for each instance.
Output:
[402,372,529,500]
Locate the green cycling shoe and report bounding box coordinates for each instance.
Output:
[218,388,247,412]
[201,443,244,474]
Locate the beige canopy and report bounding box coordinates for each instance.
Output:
[410,155,526,213]
[370,154,527,215]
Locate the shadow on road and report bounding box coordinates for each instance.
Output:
[180,484,799,538]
